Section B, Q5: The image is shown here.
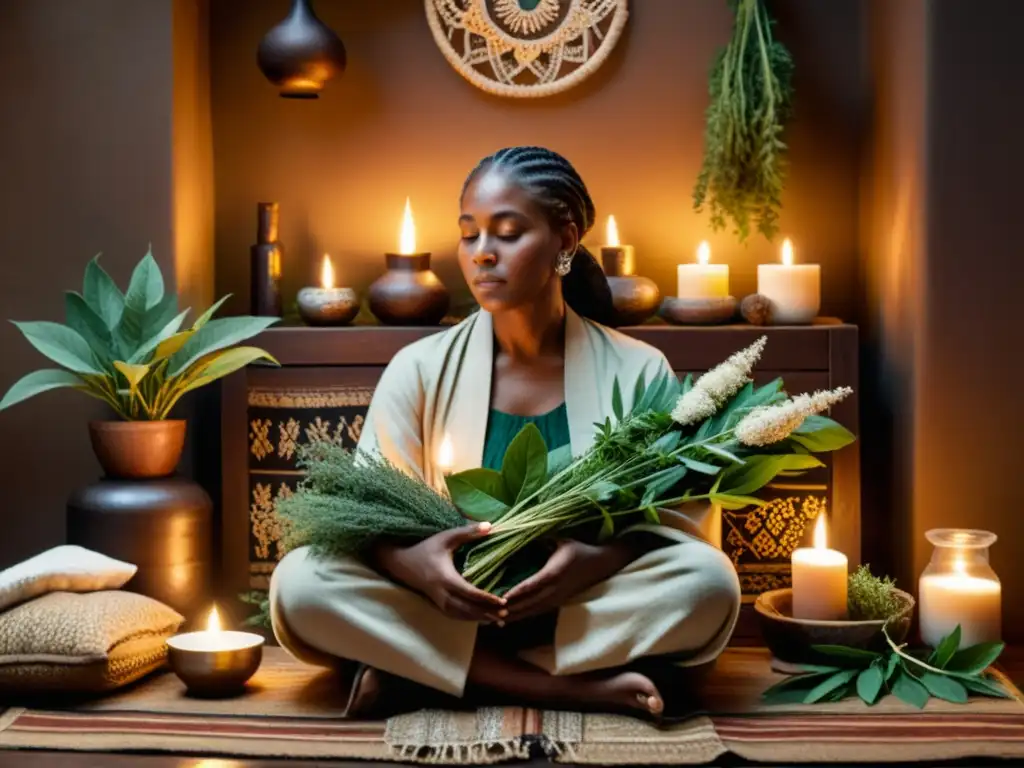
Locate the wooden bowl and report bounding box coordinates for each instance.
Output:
[754,588,915,667]
[659,296,738,325]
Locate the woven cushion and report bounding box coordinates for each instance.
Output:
[0,545,136,613]
[0,590,184,693]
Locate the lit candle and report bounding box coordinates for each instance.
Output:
[166,605,265,696]
[677,241,729,299]
[791,514,848,620]
[437,432,454,475]
[168,605,263,653]
[296,254,360,326]
[919,560,1002,648]
[601,215,636,276]
[756,238,821,324]
[399,197,418,255]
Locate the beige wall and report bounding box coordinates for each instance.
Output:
[209,0,866,322]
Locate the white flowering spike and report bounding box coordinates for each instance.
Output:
[670,336,768,426]
[735,387,853,447]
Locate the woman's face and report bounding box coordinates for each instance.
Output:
[458,169,575,313]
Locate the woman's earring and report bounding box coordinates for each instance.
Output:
[554,250,573,277]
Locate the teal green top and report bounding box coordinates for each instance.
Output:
[482,403,571,471]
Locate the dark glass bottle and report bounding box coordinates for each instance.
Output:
[251,202,283,317]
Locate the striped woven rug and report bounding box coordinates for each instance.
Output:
[0,647,1021,764]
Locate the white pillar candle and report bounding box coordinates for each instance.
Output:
[919,569,1002,648]
[677,241,729,299]
[757,238,820,324]
[791,514,848,620]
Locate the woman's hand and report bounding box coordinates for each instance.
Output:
[372,523,508,624]
[502,539,639,623]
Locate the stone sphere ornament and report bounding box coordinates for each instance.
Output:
[425,0,629,98]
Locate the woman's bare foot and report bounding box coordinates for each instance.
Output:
[587,669,664,715]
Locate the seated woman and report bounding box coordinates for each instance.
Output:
[270,146,741,718]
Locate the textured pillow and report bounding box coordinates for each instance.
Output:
[0,545,137,613]
[0,590,184,693]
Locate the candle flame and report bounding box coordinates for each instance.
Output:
[697,241,711,265]
[206,605,222,633]
[320,254,335,289]
[437,432,454,471]
[781,238,795,266]
[399,197,416,254]
[606,215,620,247]
[812,514,829,549]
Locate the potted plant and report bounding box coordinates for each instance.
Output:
[0,248,278,478]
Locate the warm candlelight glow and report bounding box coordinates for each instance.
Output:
[206,605,222,633]
[606,215,620,247]
[399,197,417,254]
[697,241,712,265]
[781,238,795,266]
[812,513,828,549]
[320,254,335,290]
[437,432,454,471]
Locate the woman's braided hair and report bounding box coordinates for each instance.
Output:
[462,146,615,325]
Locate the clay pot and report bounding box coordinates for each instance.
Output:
[601,247,661,327]
[88,420,186,479]
[256,0,346,99]
[368,253,450,326]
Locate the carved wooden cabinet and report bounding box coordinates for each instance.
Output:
[220,320,859,640]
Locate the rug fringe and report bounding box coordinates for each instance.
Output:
[538,736,578,764]
[393,737,530,765]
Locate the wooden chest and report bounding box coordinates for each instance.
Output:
[220,320,859,640]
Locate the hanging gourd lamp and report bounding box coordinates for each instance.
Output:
[257,0,346,99]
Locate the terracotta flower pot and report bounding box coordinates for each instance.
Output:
[88,420,187,479]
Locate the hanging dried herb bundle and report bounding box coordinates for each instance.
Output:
[693,0,794,243]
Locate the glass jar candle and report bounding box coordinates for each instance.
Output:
[918,529,1001,649]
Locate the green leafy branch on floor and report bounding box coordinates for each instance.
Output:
[763,625,1011,708]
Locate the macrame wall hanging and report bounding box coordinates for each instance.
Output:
[426,0,629,98]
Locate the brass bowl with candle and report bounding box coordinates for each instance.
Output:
[166,607,265,697]
[755,587,915,669]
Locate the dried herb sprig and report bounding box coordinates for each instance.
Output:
[847,564,903,621]
[693,0,794,243]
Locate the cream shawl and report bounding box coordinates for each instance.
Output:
[357,306,720,545]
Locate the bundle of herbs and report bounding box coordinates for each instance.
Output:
[276,336,857,597]
[692,0,794,243]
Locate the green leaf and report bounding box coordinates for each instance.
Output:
[642,465,688,506]
[129,309,190,364]
[711,493,764,510]
[886,653,899,680]
[583,480,620,503]
[631,373,647,416]
[11,321,104,375]
[167,316,278,377]
[719,455,782,496]
[446,468,510,506]
[929,625,961,669]
[642,506,661,524]
[191,294,231,330]
[125,247,164,312]
[611,377,623,422]
[679,456,720,475]
[761,670,835,705]
[704,443,745,464]
[856,664,884,705]
[804,668,858,703]
[810,644,881,664]
[177,347,278,395]
[82,255,124,329]
[113,361,149,391]
[960,674,1012,699]
[596,503,614,541]
[444,475,510,523]
[501,423,548,504]
[0,369,82,411]
[547,444,573,475]
[891,669,930,709]
[919,672,968,703]
[946,641,1004,676]
[650,431,681,454]
[64,291,114,366]
[141,294,182,343]
[791,415,856,453]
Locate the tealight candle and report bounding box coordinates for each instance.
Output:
[791,514,848,620]
[297,254,360,326]
[677,241,729,299]
[601,215,636,275]
[756,238,821,324]
[166,606,264,696]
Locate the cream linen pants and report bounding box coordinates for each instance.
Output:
[269,526,741,697]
